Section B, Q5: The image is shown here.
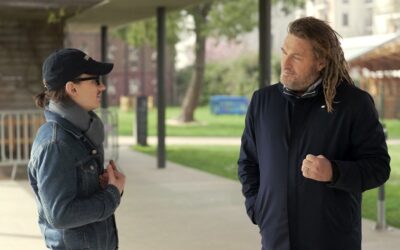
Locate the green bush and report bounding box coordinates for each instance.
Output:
[202,54,259,105]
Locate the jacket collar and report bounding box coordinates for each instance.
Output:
[281,78,322,99]
[45,109,99,151]
[45,109,86,141]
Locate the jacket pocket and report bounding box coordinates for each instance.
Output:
[76,157,100,197]
[63,226,91,249]
[323,189,358,232]
[251,192,263,225]
[254,193,262,224]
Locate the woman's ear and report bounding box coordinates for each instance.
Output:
[65,81,77,96]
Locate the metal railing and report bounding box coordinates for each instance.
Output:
[375,123,388,230]
[98,108,119,164]
[0,108,119,179]
[0,110,44,179]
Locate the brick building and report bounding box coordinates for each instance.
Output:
[65,31,176,107]
[0,0,101,110]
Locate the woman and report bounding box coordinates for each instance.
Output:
[28,48,125,250]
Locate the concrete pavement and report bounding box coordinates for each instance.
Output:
[116,147,259,250]
[1,144,400,249]
[0,180,44,249]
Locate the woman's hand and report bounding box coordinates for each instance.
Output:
[106,160,126,194]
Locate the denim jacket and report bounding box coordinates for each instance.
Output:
[28,110,121,250]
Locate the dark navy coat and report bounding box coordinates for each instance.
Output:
[238,82,390,250]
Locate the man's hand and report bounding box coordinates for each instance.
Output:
[301,154,333,182]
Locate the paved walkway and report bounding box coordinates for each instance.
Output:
[1,144,400,249]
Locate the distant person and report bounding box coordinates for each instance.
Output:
[28,48,125,250]
[238,16,390,250]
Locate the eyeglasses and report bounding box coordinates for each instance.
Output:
[72,76,101,85]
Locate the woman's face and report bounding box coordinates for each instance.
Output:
[66,74,106,111]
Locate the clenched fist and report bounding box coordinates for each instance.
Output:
[301,154,333,182]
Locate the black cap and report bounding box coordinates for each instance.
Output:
[42,48,113,90]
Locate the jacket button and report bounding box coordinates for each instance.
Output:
[90,165,95,170]
[92,149,97,155]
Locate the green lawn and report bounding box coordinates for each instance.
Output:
[114,106,246,137]
[134,144,400,228]
[383,120,400,139]
[135,145,241,180]
[114,105,400,139]
[362,144,400,228]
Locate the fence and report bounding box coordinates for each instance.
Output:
[0,109,119,179]
[0,110,44,179]
[209,95,249,115]
[98,108,119,164]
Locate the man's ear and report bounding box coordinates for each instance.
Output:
[65,81,77,96]
[317,59,326,72]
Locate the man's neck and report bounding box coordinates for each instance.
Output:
[285,78,322,97]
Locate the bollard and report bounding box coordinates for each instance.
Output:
[100,109,109,148]
[136,96,148,146]
[375,122,388,231]
[375,185,387,230]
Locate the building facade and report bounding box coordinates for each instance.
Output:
[0,0,102,110]
[65,31,176,107]
[373,0,400,34]
[305,0,400,36]
[305,0,374,36]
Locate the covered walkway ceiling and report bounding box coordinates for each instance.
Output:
[348,34,400,71]
[68,0,209,30]
[0,0,101,20]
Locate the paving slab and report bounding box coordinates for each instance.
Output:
[1,145,400,250]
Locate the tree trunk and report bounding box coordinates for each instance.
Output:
[179,3,211,122]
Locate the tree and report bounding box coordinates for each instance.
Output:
[114,0,304,122]
[179,3,213,122]
[114,12,182,97]
[115,13,181,47]
[179,0,304,122]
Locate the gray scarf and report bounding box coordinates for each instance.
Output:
[48,100,105,149]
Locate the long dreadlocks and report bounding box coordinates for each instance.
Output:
[288,16,353,112]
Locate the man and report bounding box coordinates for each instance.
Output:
[238,16,390,250]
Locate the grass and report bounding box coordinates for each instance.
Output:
[134,145,241,180]
[134,144,400,228]
[114,105,400,139]
[383,120,400,139]
[114,105,246,137]
[362,144,400,228]
[116,106,245,137]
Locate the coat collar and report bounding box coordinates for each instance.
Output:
[45,110,88,142]
[281,78,323,99]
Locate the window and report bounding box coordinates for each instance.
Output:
[342,13,349,27]
[365,8,373,27]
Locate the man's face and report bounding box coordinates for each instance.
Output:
[280,34,325,92]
